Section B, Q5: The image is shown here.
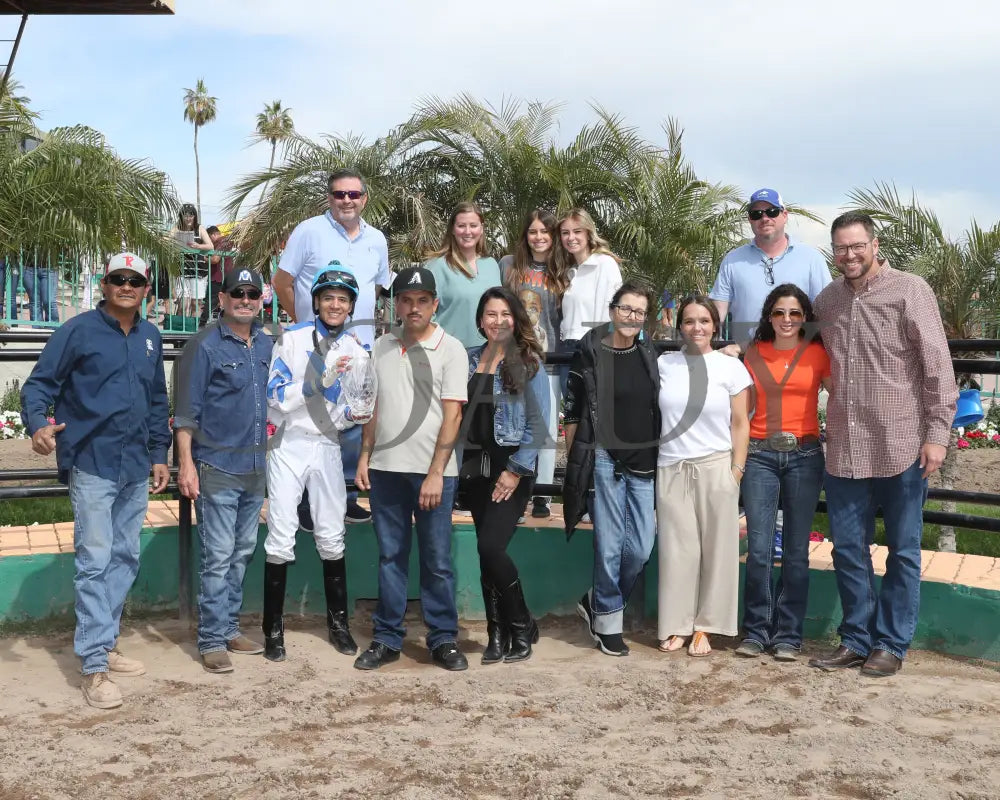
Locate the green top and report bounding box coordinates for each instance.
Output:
[423,255,502,348]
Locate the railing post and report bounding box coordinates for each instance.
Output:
[174,431,194,623]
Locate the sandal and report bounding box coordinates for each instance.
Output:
[657,636,687,653]
[688,631,712,657]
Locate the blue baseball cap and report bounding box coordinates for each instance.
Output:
[748,188,785,209]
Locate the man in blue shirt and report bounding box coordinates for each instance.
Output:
[271,168,392,527]
[710,188,831,342]
[21,252,171,710]
[174,268,273,674]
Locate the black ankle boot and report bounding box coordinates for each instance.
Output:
[480,578,508,665]
[262,561,288,662]
[322,557,358,656]
[499,578,538,663]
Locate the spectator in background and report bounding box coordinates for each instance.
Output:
[0,257,20,322]
[199,225,236,327]
[651,289,676,341]
[170,203,214,321]
[21,249,60,325]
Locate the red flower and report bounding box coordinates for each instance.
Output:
[957,438,970,449]
[266,422,277,437]
[993,434,1000,442]
[46,416,55,425]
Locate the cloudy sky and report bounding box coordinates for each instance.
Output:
[7,0,1000,248]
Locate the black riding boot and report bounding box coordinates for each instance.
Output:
[322,557,358,656]
[499,578,539,663]
[262,561,288,662]
[480,578,508,665]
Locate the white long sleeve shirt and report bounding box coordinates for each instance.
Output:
[266,320,370,439]
[560,253,623,341]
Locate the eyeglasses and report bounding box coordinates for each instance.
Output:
[105,274,148,288]
[762,257,775,286]
[770,308,805,320]
[612,304,647,320]
[832,241,872,257]
[329,190,366,200]
[748,207,783,221]
[229,288,262,300]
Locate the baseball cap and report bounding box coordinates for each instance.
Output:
[222,268,264,293]
[748,188,785,209]
[105,252,149,279]
[392,266,437,297]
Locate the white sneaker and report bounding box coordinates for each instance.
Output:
[81,672,123,709]
[107,648,146,677]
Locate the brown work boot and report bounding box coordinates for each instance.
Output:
[107,648,146,677]
[81,672,123,709]
[201,650,234,674]
[226,634,265,656]
[808,645,866,671]
[860,649,903,677]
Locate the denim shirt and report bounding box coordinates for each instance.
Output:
[174,319,274,474]
[466,345,551,477]
[21,303,171,484]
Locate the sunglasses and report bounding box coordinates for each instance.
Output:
[229,288,262,300]
[329,190,366,200]
[770,308,805,320]
[106,274,148,288]
[748,207,783,221]
[762,257,775,286]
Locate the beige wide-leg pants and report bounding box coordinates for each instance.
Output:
[656,449,741,638]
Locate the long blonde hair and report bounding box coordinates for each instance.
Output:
[428,202,489,278]
[553,207,620,280]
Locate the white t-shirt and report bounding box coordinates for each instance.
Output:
[277,212,391,348]
[560,253,623,341]
[369,324,468,476]
[657,350,752,466]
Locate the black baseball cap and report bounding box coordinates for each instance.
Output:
[222,268,264,293]
[392,266,437,297]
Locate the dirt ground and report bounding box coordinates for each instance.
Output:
[0,612,998,800]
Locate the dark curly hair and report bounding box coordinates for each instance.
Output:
[752,283,821,345]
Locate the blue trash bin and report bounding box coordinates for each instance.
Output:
[953,388,984,428]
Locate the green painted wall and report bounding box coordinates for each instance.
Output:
[1,524,998,662]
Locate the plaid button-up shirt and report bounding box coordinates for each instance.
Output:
[814,265,957,479]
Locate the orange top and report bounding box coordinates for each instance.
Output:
[746,341,830,439]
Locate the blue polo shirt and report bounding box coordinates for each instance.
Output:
[277,211,391,347]
[709,236,831,338]
[173,319,274,474]
[21,303,171,484]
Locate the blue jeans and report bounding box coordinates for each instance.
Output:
[68,466,149,675]
[369,470,458,651]
[0,261,19,320]
[195,464,266,653]
[741,441,825,649]
[340,424,362,504]
[590,449,655,634]
[21,266,59,323]
[825,458,927,660]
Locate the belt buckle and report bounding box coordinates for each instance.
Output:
[768,432,798,452]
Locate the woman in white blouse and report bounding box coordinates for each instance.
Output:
[655,294,751,657]
[553,208,622,394]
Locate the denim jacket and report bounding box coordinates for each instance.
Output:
[466,345,551,477]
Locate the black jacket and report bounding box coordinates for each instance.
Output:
[562,325,661,538]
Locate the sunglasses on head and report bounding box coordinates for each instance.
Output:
[229,288,262,300]
[329,190,365,200]
[106,273,147,288]
[748,207,783,221]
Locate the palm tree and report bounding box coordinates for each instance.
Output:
[253,100,294,199]
[845,183,1000,550]
[182,79,217,218]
